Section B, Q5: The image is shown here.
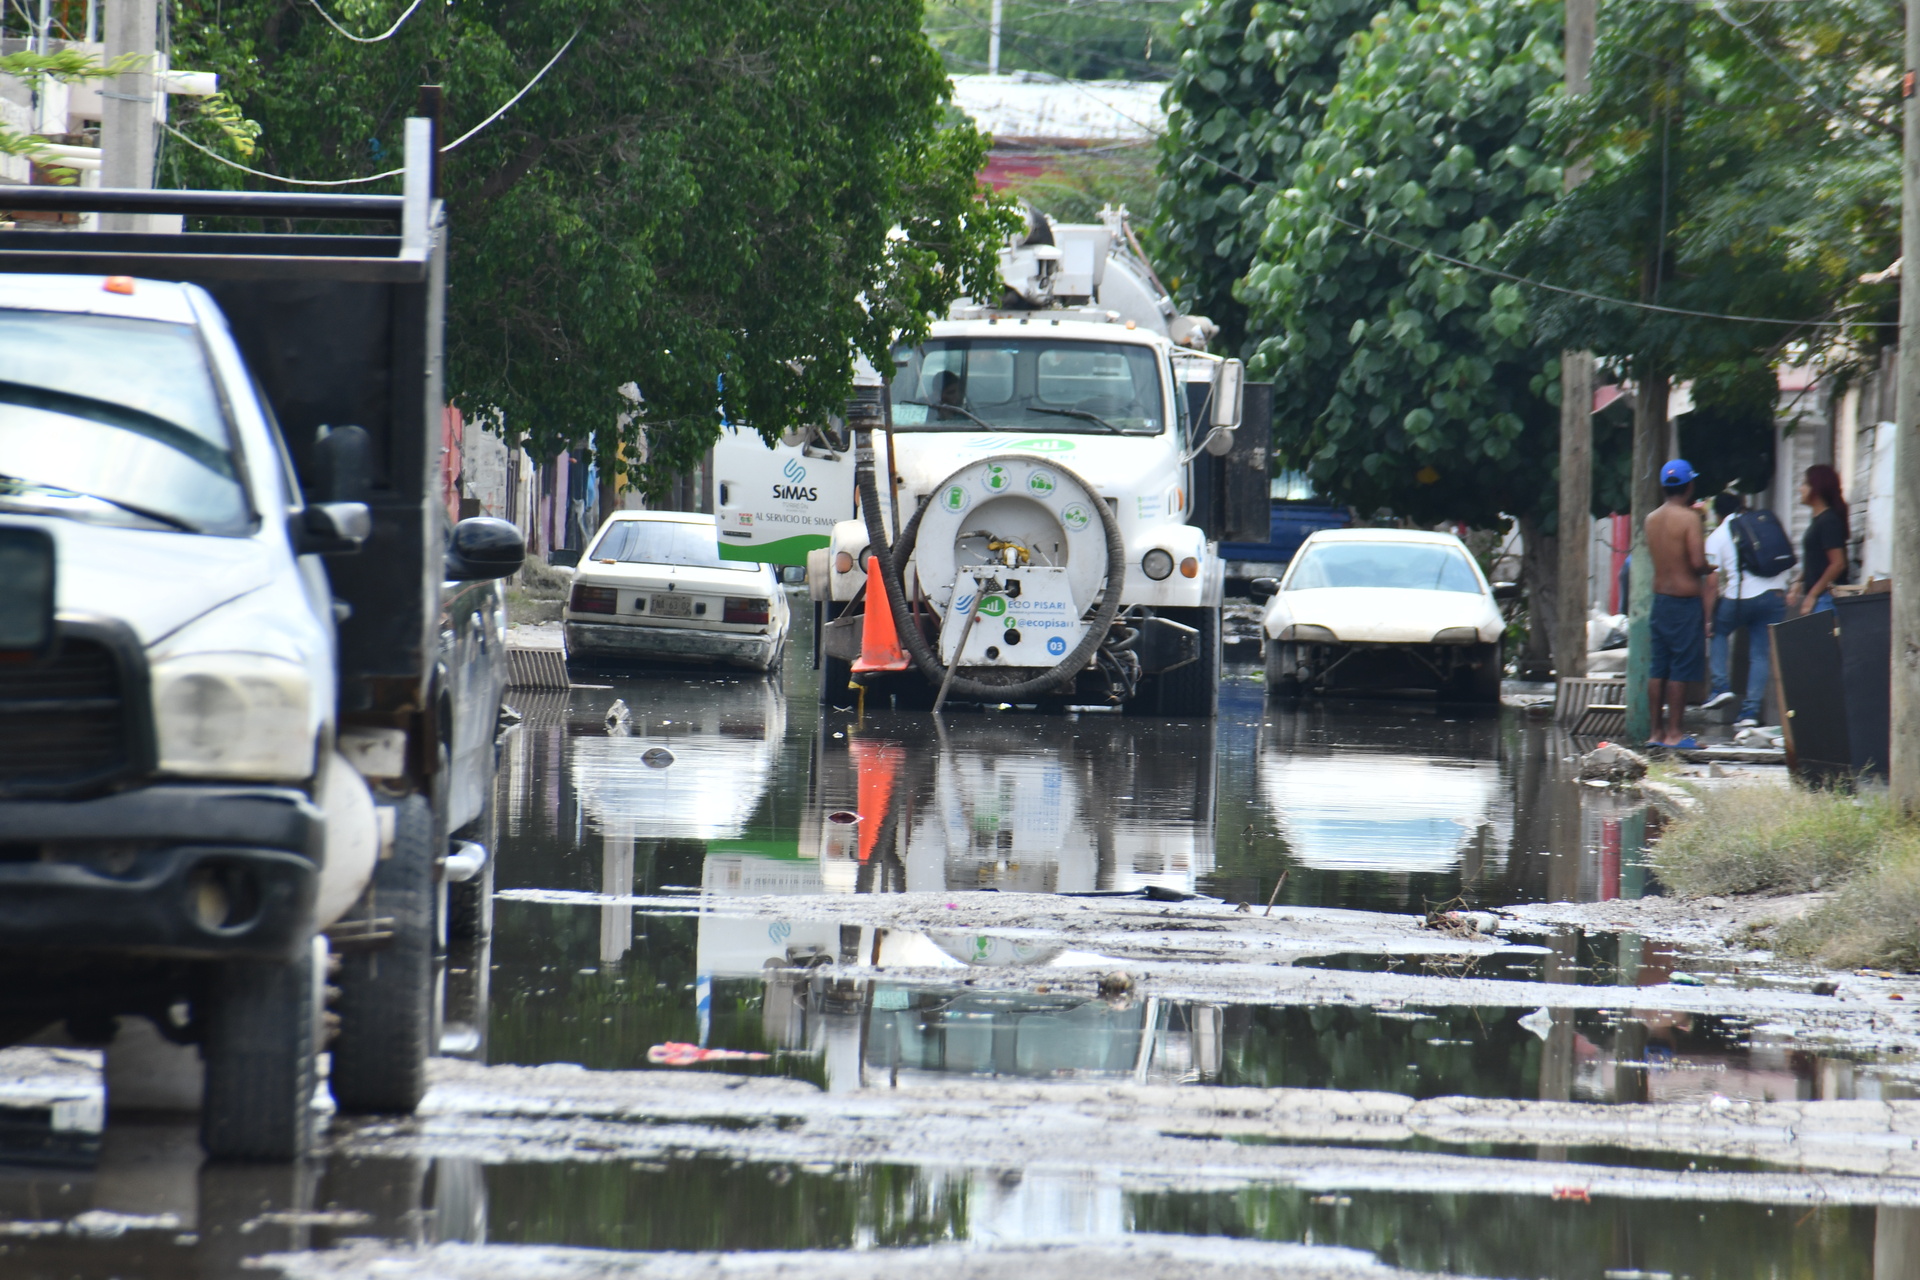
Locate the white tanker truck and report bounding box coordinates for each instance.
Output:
[716,207,1271,714]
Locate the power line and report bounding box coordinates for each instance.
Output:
[303,0,426,45]
[441,27,577,153]
[163,122,402,185]
[1086,78,1897,329]
[163,27,580,187]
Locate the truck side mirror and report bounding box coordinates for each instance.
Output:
[291,502,371,555]
[1249,576,1280,603]
[446,517,526,581]
[1492,581,1522,602]
[1210,359,1244,429]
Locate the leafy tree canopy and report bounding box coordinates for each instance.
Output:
[1509,0,1899,388]
[1155,0,1388,355]
[167,0,1016,494]
[1238,0,1580,529]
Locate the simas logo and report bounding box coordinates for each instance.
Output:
[772,457,816,501]
[953,592,974,614]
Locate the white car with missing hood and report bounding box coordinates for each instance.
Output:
[1252,528,1512,703]
[565,511,790,672]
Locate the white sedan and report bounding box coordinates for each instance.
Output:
[564,511,790,672]
[1252,529,1512,702]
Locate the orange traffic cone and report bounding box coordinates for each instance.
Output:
[852,555,911,672]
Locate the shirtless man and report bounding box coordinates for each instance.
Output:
[1643,459,1716,749]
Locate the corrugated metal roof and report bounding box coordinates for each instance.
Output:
[949,73,1166,143]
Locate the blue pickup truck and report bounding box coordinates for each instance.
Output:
[1219,473,1351,593]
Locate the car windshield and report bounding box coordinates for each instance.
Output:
[1288,542,1484,594]
[890,337,1166,435]
[0,309,248,534]
[591,520,759,572]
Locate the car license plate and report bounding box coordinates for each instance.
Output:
[650,592,692,618]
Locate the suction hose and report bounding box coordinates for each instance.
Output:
[858,452,1127,704]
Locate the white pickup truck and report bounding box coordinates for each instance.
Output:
[0,122,519,1160]
[794,209,1271,716]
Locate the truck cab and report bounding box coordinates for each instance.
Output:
[0,121,518,1160]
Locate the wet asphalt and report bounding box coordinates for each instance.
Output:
[5,597,1920,1279]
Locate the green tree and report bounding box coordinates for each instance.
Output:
[1511,0,1900,451]
[1237,0,1606,666]
[1155,0,1388,355]
[166,1,1016,498]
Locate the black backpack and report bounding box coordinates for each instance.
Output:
[1729,509,1797,578]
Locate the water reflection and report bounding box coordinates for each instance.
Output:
[0,1119,1901,1279]
[1245,702,1652,914]
[799,713,1218,895]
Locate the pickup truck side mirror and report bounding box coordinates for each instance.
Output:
[291,502,371,555]
[446,516,526,581]
[1492,581,1522,602]
[1248,576,1281,603]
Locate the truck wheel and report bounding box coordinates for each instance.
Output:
[819,648,853,709]
[330,795,433,1114]
[1264,640,1302,700]
[1136,606,1221,718]
[200,944,317,1161]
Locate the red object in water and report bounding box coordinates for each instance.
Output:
[647,1042,771,1066]
[1551,1187,1592,1203]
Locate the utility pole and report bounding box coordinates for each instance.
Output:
[1555,0,1597,689]
[100,0,157,230]
[1624,375,1667,742]
[1891,0,1920,812]
[989,0,1004,75]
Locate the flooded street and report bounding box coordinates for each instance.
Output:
[8,603,1920,1279]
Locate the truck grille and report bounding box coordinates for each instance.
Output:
[0,636,138,796]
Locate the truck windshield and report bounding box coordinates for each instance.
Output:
[591,519,760,572]
[890,338,1165,435]
[1288,542,1483,594]
[0,310,247,534]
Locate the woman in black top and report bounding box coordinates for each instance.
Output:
[1789,463,1850,616]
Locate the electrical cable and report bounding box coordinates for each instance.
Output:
[160,27,579,186]
[303,0,426,45]
[1707,0,1892,142]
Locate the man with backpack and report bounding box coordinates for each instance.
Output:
[1703,491,1795,728]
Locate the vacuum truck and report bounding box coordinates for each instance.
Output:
[716,207,1272,716]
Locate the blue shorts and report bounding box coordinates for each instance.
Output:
[1650,592,1706,683]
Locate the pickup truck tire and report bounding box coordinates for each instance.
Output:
[200,944,317,1160]
[330,795,433,1114]
[1134,606,1220,718]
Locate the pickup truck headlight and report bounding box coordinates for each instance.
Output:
[152,653,315,781]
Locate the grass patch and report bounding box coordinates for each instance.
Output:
[1771,839,1920,970]
[1651,785,1896,896]
[1653,783,1920,970]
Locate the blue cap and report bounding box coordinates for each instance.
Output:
[1660,458,1697,487]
